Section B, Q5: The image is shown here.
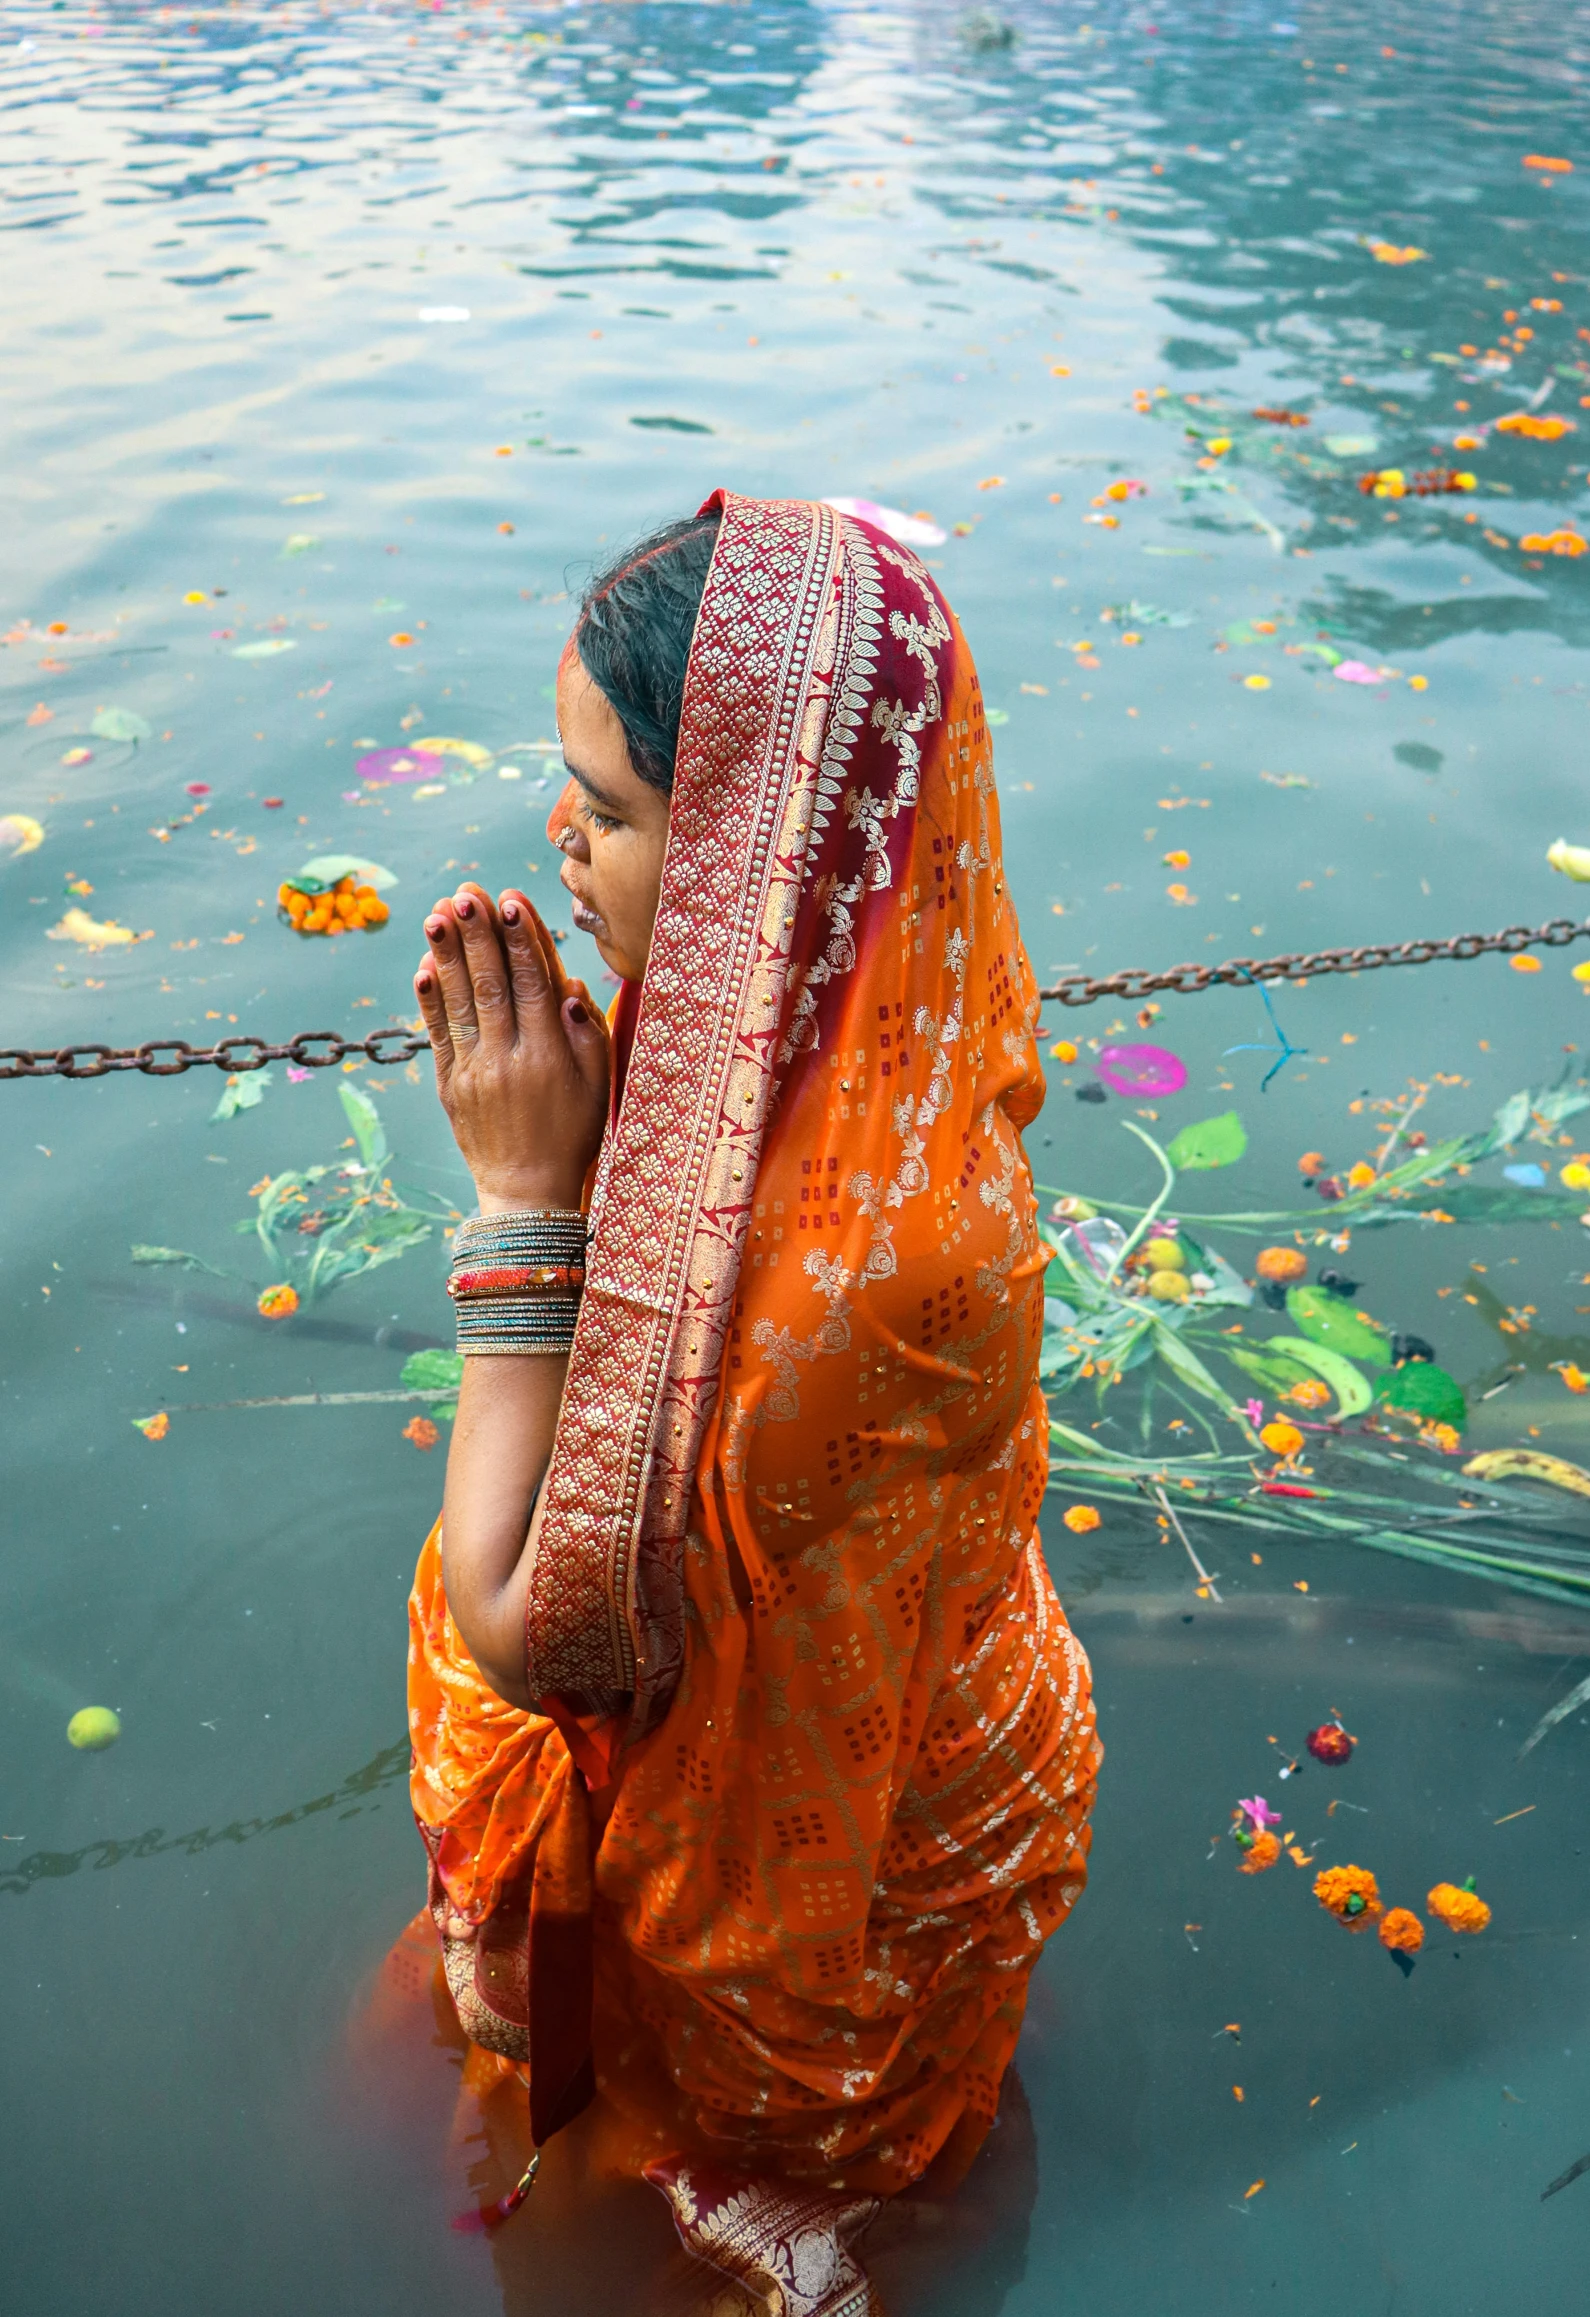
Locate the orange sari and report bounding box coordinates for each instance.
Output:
[407,492,1099,2308]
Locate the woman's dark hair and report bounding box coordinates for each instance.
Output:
[573,513,721,793]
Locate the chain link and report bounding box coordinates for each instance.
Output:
[0,1028,427,1082]
[2,913,1586,1078]
[1035,913,1590,1008]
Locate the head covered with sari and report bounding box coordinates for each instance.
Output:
[408,492,1098,2283]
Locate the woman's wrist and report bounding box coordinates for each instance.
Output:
[472,1174,587,1216]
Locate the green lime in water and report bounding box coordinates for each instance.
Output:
[67,1707,121,1751]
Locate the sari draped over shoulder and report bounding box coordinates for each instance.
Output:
[408,491,1099,2297]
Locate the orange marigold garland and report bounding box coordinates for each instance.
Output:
[1427,1879,1491,1934]
[278,874,390,937]
[1313,1863,1382,1929]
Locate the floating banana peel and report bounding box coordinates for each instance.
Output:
[1462,1447,1590,1497]
[1547,838,1590,883]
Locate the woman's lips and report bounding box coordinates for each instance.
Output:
[561,871,605,937]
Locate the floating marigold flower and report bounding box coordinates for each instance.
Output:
[1239,1830,1281,1874]
[1523,154,1573,173]
[1049,1039,1078,1063]
[978,475,1006,491]
[1063,1503,1102,1533]
[1286,1378,1332,1411]
[258,1283,299,1319]
[1519,527,1587,556]
[1556,1362,1590,1395]
[133,1411,170,1441]
[1368,241,1427,264]
[1427,1880,1491,1933]
[1260,1419,1305,1460]
[1510,953,1543,971]
[1243,673,1270,691]
[1379,1907,1425,1954]
[1256,1246,1308,1283]
[1163,848,1191,868]
[403,1415,441,1451]
[389,630,416,647]
[1314,1863,1383,1928]
[1299,1150,1325,1174]
[1497,411,1575,440]
[1307,1720,1356,1765]
[1345,1161,1377,1190]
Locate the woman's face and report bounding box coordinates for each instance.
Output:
[547,648,672,985]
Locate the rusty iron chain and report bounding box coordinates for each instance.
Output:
[0,1027,427,1082]
[1035,912,1590,1009]
[2,912,1587,1080]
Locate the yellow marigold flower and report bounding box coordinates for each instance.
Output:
[1345,1160,1377,1190]
[257,1283,299,1320]
[1243,673,1270,690]
[1379,1907,1425,1954]
[1063,1504,1101,1533]
[1427,1881,1491,1934]
[1206,436,1232,454]
[1049,1039,1078,1063]
[1260,1419,1305,1459]
[1313,1863,1383,1929]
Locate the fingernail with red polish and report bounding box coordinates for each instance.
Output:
[416,974,433,995]
[425,919,445,941]
[456,895,475,919]
[501,901,520,925]
[566,997,588,1026]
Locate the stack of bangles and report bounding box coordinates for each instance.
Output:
[447,1209,589,1356]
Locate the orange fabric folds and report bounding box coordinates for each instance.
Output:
[408,493,1099,2198]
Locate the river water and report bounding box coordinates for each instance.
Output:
[3,3,1589,2311]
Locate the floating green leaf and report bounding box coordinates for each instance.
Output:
[1223,1342,1320,1396]
[1267,1334,1375,1418]
[129,1243,231,1277]
[1285,1283,1392,1368]
[211,1068,271,1122]
[1165,1112,1247,1171]
[339,1082,389,1170]
[1373,1361,1466,1430]
[90,706,151,743]
[297,854,398,892]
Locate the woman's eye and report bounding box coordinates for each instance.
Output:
[588,808,621,834]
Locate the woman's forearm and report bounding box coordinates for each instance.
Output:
[440,1351,570,1710]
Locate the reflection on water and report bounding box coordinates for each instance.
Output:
[0,1737,407,1899]
[4,2,1590,2310]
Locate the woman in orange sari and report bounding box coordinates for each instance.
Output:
[404,491,1099,2313]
